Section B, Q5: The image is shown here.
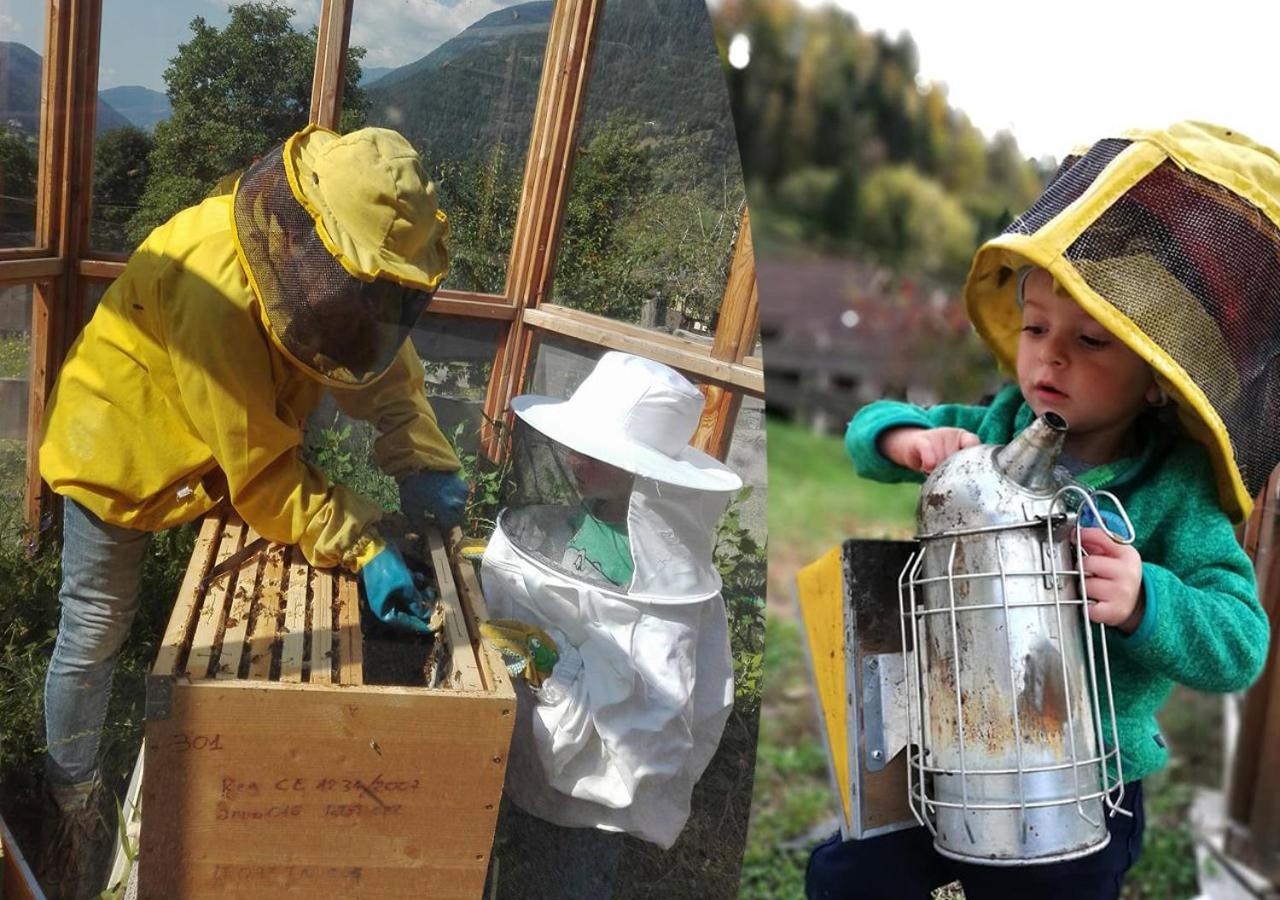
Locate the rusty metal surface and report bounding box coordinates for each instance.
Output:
[899,416,1125,865]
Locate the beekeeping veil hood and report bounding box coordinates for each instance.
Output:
[231,124,449,387]
[480,351,742,847]
[965,121,1280,523]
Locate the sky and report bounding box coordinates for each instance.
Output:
[800,0,1280,162]
[2,0,526,92]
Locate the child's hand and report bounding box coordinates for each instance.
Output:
[1077,527,1146,634]
[878,426,980,474]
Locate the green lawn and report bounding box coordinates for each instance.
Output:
[0,333,30,380]
[764,417,917,609]
[745,419,918,898]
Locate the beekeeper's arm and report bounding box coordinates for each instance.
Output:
[165,271,383,572]
[1105,446,1268,692]
[332,340,469,530]
[846,383,1026,482]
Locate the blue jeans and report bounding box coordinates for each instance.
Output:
[44,500,152,796]
[806,781,1145,900]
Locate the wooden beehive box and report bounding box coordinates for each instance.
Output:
[139,511,514,898]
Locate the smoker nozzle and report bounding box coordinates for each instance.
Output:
[994,413,1069,492]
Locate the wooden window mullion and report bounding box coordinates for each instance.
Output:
[481,0,603,458]
[309,0,353,130]
[694,208,760,461]
[24,0,93,530]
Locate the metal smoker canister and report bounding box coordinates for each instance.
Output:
[898,412,1127,865]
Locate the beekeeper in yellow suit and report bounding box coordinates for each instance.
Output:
[35,124,467,895]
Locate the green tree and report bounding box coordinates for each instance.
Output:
[0,129,37,245]
[127,1,367,245]
[433,143,522,295]
[775,166,839,234]
[857,165,976,279]
[91,126,154,252]
[552,118,656,321]
[714,0,1047,266]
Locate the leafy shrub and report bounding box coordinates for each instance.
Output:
[716,487,766,713]
[0,332,30,380]
[304,412,400,512]
[0,499,194,822]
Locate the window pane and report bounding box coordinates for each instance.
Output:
[304,314,501,511]
[92,1,322,253]
[84,279,110,323]
[0,282,34,506]
[0,4,47,248]
[355,0,545,296]
[409,314,499,459]
[549,0,747,336]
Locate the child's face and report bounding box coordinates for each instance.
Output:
[1015,270,1160,458]
[566,450,633,502]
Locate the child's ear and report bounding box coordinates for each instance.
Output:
[1145,378,1169,407]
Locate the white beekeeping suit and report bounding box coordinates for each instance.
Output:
[480,351,742,849]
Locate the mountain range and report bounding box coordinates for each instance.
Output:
[0,42,135,135]
[98,85,172,132]
[363,0,739,175]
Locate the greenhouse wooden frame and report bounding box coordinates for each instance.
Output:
[8,0,763,529]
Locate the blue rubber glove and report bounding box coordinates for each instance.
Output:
[360,541,435,634]
[399,469,470,532]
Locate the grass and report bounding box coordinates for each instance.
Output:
[737,616,830,898]
[0,501,193,861]
[0,439,25,505]
[743,419,918,897]
[764,416,917,608]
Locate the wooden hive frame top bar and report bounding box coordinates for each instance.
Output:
[152,511,488,694]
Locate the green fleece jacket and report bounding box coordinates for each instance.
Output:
[846,384,1269,782]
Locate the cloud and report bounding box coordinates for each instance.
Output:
[0,14,22,36]
[347,0,521,68]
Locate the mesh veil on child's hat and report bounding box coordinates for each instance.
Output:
[965,121,1280,522]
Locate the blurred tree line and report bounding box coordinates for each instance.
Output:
[712,0,1051,282]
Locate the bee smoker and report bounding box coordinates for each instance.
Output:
[898,412,1131,865]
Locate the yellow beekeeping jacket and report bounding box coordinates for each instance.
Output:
[39,193,459,570]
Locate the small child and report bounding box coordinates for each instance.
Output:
[480,351,744,897]
[808,121,1275,900]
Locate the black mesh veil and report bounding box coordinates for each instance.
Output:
[498,419,636,591]
[232,146,433,386]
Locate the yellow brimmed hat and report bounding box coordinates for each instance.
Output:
[965,121,1280,522]
[231,126,449,387]
[284,124,449,293]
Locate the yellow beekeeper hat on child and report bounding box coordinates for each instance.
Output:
[964,121,1280,522]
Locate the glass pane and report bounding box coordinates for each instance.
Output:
[355,0,544,295]
[0,282,33,508]
[0,4,47,248]
[303,313,501,514]
[84,279,110,322]
[549,0,747,336]
[91,2,323,253]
